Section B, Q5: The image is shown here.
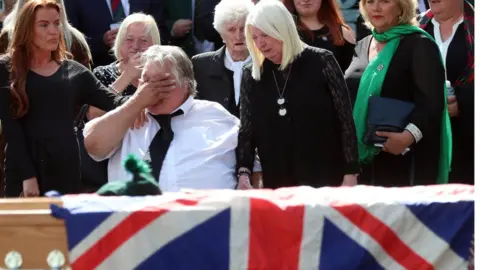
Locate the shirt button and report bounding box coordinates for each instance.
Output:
[224,97,229,102]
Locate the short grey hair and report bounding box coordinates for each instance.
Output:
[213,0,254,35]
[141,45,197,96]
[113,13,161,61]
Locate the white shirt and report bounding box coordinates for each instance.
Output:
[224,50,251,105]
[432,17,464,70]
[105,0,130,18]
[85,96,239,192]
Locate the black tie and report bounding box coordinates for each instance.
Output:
[148,110,184,181]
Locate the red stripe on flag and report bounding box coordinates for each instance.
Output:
[248,198,304,270]
[71,199,201,269]
[332,204,434,270]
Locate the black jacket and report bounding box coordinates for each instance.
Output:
[192,46,250,117]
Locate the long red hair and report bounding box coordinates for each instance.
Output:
[8,0,68,118]
[282,0,349,46]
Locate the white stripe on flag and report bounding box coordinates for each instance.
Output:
[229,196,251,270]
[69,212,130,262]
[69,195,183,262]
[326,206,406,270]
[96,198,232,270]
[298,203,324,270]
[365,204,467,270]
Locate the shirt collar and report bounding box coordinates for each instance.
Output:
[172,95,194,117]
[224,48,251,70]
[431,16,464,28]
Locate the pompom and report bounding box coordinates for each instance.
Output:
[123,154,152,182]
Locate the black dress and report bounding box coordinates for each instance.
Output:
[345,34,446,186]
[0,58,127,197]
[298,25,355,73]
[424,22,473,185]
[236,46,359,188]
[93,62,137,96]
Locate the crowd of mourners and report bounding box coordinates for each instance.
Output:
[0,0,474,197]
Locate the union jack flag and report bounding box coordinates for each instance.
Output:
[51,185,474,270]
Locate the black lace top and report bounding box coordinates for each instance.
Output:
[236,46,359,188]
[93,62,137,96]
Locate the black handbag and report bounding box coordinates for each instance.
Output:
[74,105,108,191]
[364,96,416,145]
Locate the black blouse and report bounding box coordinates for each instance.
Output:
[93,62,137,96]
[237,46,359,188]
[0,58,127,196]
[299,26,355,73]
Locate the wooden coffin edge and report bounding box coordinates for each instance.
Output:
[0,198,70,269]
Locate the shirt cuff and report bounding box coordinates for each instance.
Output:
[405,123,423,143]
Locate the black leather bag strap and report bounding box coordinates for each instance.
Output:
[74,105,89,131]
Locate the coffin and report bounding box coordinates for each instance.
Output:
[0,185,474,269]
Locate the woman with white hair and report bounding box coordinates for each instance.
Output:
[192,0,262,188]
[0,0,92,67]
[345,0,452,186]
[93,13,161,100]
[235,0,359,189]
[192,0,254,117]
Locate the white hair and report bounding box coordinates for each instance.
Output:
[113,12,161,61]
[245,0,305,80]
[141,45,197,96]
[213,0,254,35]
[2,0,92,61]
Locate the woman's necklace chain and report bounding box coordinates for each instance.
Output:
[272,64,293,117]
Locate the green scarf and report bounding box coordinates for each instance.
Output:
[353,24,452,184]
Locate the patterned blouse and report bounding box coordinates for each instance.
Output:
[93,61,137,96]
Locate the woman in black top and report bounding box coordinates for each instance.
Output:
[236,1,359,189]
[419,0,474,185]
[192,0,254,118]
[0,0,128,197]
[282,0,356,73]
[345,0,449,186]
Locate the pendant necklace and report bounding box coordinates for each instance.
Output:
[272,64,293,117]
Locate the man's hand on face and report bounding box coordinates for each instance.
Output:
[133,73,177,108]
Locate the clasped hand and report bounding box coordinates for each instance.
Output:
[375,131,415,155]
[447,96,459,117]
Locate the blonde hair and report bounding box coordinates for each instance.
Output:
[245,0,305,80]
[359,0,418,30]
[3,0,92,61]
[112,13,161,61]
